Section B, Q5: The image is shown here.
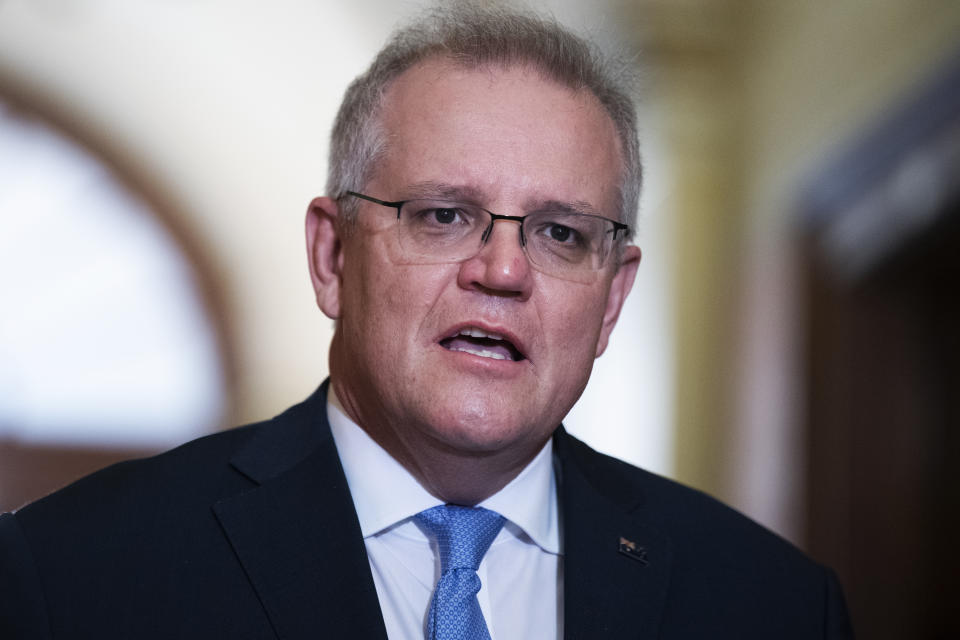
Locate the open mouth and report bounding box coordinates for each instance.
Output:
[439,327,525,362]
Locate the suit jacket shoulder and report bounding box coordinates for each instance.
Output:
[0,383,387,640]
[555,429,853,639]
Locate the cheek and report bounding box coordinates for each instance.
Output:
[365,262,456,342]
[542,288,608,363]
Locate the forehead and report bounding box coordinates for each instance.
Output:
[372,58,623,214]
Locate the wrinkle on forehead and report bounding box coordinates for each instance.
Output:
[400,180,604,218]
[367,58,623,210]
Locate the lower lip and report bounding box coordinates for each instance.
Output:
[438,344,528,375]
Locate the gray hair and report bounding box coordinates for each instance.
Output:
[326,2,641,235]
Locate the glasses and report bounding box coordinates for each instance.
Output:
[341,191,629,283]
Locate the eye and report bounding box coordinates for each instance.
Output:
[527,213,600,264]
[403,201,482,239]
[430,207,460,224]
[406,200,475,227]
[547,224,575,243]
[536,219,587,247]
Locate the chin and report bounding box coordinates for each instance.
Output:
[422,403,546,456]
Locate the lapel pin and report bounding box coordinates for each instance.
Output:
[618,536,649,565]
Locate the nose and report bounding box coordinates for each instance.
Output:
[457,218,533,299]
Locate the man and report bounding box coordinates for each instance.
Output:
[1,4,852,639]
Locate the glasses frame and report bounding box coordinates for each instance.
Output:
[341,190,629,268]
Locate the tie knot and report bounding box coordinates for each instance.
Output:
[415,505,505,572]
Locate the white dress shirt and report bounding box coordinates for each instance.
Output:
[327,389,562,640]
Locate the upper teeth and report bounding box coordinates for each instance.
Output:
[458,328,504,340]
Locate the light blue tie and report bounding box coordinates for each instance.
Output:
[415,504,506,640]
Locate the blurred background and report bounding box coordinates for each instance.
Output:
[1,0,958,637]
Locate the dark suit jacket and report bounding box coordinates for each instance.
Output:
[0,382,852,638]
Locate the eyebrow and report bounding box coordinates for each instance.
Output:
[401,181,602,217]
[402,181,486,202]
[535,199,601,217]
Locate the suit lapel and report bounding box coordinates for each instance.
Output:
[556,429,673,639]
[213,383,388,640]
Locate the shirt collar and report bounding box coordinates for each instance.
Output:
[326,385,560,554]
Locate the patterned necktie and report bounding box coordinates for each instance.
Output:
[415,504,506,640]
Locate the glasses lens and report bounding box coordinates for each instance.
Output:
[523,212,610,281]
[396,199,486,262]
[392,199,618,283]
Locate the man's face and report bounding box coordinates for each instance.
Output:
[312,59,639,472]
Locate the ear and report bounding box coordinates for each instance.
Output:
[305,196,344,319]
[595,244,641,357]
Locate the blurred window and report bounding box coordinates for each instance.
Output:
[0,100,226,449]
